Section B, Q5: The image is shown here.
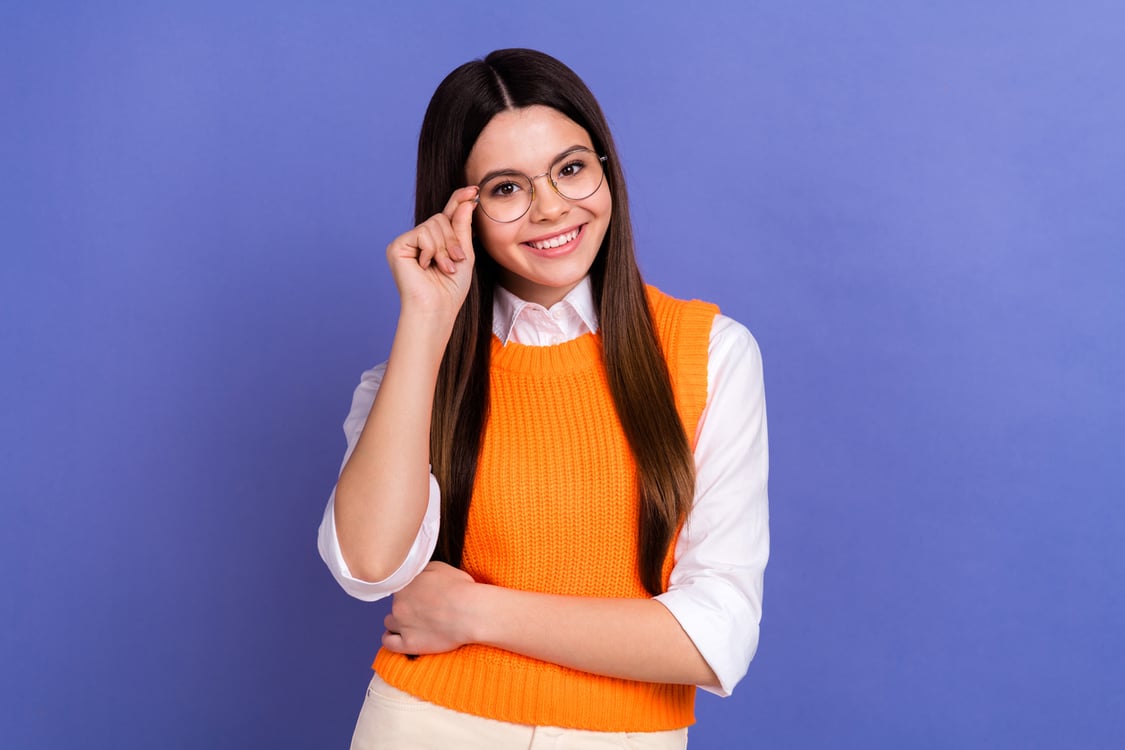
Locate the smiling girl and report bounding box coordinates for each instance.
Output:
[319,49,769,749]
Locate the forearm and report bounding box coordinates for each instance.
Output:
[469,585,719,688]
[334,311,449,581]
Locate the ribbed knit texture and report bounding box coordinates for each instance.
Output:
[374,287,718,731]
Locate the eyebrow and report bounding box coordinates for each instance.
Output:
[476,144,592,185]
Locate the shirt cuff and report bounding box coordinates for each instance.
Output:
[316,473,441,602]
[656,578,761,697]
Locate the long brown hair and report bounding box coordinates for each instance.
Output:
[417,49,695,595]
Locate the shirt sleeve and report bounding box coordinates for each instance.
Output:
[316,363,442,602]
[654,314,770,697]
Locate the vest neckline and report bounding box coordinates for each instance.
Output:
[489,331,603,374]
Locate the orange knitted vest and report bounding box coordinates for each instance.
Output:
[373,287,718,731]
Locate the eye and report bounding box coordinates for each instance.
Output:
[488,180,524,199]
[556,158,587,179]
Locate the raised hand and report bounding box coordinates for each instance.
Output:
[386,186,479,328]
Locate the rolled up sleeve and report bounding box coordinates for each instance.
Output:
[316,363,441,602]
[655,315,770,696]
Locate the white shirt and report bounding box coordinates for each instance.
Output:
[318,278,769,696]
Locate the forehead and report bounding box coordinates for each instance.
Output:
[465,105,594,180]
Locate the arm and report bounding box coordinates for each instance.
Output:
[383,315,769,689]
[330,187,478,583]
[384,562,717,685]
[476,589,716,685]
[655,315,769,695]
[317,364,442,601]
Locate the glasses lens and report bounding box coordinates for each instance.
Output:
[478,173,533,223]
[552,149,605,201]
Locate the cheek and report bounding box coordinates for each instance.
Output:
[601,188,613,218]
[587,189,613,227]
[585,191,613,237]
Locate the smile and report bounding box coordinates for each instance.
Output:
[526,226,582,250]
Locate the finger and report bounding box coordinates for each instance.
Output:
[382,629,405,652]
[382,629,421,660]
[441,185,481,221]
[450,195,478,260]
[415,224,442,270]
[435,217,463,267]
[387,226,424,262]
[420,218,457,274]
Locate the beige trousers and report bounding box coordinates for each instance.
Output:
[349,672,689,750]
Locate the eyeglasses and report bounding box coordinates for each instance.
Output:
[474,148,608,223]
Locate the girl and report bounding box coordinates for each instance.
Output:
[319,48,769,749]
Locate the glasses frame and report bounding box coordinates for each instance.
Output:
[473,148,609,224]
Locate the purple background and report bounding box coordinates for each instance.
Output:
[3,2,1123,747]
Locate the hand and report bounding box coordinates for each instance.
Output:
[386,186,479,325]
[382,561,478,656]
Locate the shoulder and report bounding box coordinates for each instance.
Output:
[644,285,720,352]
[706,315,766,414]
[645,285,720,319]
[641,286,761,366]
[709,314,763,368]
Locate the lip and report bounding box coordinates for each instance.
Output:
[521,224,585,258]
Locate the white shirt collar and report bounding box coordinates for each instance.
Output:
[491,277,600,346]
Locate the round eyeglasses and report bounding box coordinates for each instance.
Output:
[474,148,608,223]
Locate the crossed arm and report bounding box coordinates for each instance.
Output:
[381,561,719,687]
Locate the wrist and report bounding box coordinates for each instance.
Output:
[398,302,455,330]
[460,580,498,647]
[392,309,455,359]
[397,292,463,330]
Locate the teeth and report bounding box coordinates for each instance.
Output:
[530,228,579,250]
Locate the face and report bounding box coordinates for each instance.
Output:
[464,105,612,308]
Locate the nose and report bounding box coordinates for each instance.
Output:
[528,173,569,222]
